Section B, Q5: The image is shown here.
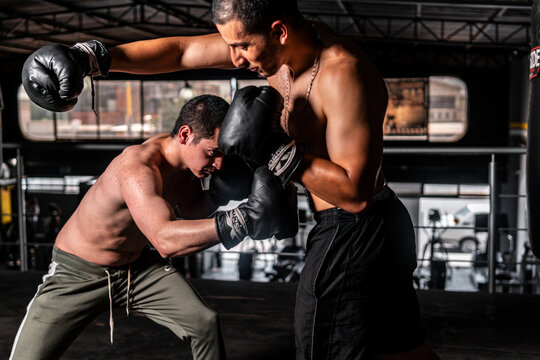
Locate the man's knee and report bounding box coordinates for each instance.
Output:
[193,308,221,338]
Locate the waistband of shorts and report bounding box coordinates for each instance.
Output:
[52,246,136,275]
[313,185,393,222]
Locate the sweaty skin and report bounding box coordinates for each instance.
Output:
[55,130,223,266]
[110,20,386,214]
[268,23,388,214]
[108,17,438,360]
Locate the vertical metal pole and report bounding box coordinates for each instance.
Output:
[140,81,144,138]
[488,154,498,294]
[16,148,28,271]
[230,77,238,99]
[53,112,58,140]
[96,79,101,139]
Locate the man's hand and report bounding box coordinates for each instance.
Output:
[22,40,111,112]
[218,86,306,185]
[209,155,253,206]
[215,167,298,249]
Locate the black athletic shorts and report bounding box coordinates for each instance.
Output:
[294,186,426,360]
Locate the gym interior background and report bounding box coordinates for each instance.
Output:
[1,1,539,359]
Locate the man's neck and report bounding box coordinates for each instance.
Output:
[162,136,187,171]
[285,20,320,79]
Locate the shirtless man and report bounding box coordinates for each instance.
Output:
[10,94,298,360]
[21,0,441,359]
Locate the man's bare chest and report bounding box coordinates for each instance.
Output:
[269,76,327,157]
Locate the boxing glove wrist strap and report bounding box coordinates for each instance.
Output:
[215,208,249,250]
[267,141,307,185]
[71,40,111,77]
[70,40,111,116]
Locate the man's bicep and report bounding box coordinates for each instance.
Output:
[181,33,235,69]
[111,33,233,73]
[324,77,381,181]
[121,167,175,236]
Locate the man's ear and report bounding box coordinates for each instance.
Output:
[270,20,288,45]
[178,125,192,145]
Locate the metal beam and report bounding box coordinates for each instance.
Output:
[0,6,127,43]
[135,0,214,28]
[335,0,530,10]
[40,0,167,38]
[0,2,216,42]
[0,0,532,56]
[307,10,529,48]
[336,0,362,34]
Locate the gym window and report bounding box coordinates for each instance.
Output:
[383,76,468,142]
[18,76,466,142]
[18,79,232,141]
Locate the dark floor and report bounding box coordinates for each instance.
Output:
[2,270,540,359]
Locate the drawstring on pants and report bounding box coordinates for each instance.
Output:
[104,265,132,345]
[104,269,114,345]
[126,265,131,316]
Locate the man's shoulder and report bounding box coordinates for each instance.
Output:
[117,144,147,166]
[122,135,166,161]
[112,143,163,180]
[319,43,381,87]
[321,39,366,67]
[317,52,360,91]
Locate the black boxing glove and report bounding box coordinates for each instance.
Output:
[209,155,253,206]
[218,86,306,185]
[215,167,299,250]
[22,40,111,112]
[274,182,299,241]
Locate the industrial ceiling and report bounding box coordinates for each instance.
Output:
[0,0,532,61]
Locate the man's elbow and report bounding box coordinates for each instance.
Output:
[340,199,370,214]
[339,189,373,214]
[151,231,179,259]
[152,240,174,259]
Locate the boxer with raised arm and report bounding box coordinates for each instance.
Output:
[21,0,440,359]
[10,94,298,360]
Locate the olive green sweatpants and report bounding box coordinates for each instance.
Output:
[10,246,226,360]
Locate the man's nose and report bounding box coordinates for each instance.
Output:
[213,156,224,171]
[230,48,247,68]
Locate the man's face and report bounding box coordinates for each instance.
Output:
[217,19,282,77]
[186,128,224,178]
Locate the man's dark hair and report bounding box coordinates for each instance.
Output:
[171,94,229,143]
[212,0,302,34]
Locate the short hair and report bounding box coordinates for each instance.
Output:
[170,94,229,144]
[212,0,302,34]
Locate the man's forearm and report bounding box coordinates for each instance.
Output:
[109,38,183,74]
[151,218,220,259]
[299,154,373,213]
